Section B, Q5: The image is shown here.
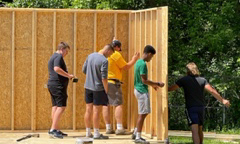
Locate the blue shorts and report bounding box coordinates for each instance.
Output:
[185,107,205,126]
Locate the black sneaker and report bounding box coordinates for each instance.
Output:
[48,129,63,139]
[135,138,149,144]
[94,134,109,139]
[57,130,68,136]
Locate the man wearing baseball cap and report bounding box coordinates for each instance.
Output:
[102,38,140,135]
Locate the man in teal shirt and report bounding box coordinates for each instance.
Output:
[133,45,164,144]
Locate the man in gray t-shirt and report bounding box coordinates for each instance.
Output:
[82,53,108,91]
[82,44,114,139]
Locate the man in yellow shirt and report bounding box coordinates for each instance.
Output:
[102,39,140,135]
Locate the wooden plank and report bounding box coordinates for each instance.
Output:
[112,12,117,130]
[156,8,162,140]
[130,13,136,130]
[145,10,151,135]
[94,13,97,52]
[114,13,117,38]
[0,8,132,13]
[11,11,15,131]
[149,10,155,138]
[156,7,168,140]
[139,12,145,132]
[31,10,37,131]
[73,12,77,131]
[160,7,168,140]
[53,11,56,53]
[132,8,159,13]
[127,13,131,131]
[151,10,157,137]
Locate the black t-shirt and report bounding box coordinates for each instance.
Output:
[48,53,69,87]
[176,75,208,108]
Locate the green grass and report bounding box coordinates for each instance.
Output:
[169,136,240,144]
[215,129,240,135]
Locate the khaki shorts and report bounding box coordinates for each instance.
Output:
[134,89,151,114]
[107,82,123,106]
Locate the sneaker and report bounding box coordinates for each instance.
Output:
[57,130,68,136]
[135,138,149,144]
[115,129,133,135]
[94,134,109,139]
[132,134,146,141]
[106,129,115,134]
[48,129,63,139]
[86,133,93,138]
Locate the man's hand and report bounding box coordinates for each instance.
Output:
[132,52,140,61]
[223,99,230,108]
[158,82,165,87]
[153,85,159,91]
[68,74,74,79]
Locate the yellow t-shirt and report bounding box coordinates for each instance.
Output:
[108,51,127,82]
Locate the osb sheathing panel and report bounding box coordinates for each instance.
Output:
[96,13,114,51]
[96,13,115,128]
[0,11,12,50]
[36,12,53,51]
[15,12,32,50]
[76,13,94,129]
[0,11,12,129]
[36,12,54,130]
[117,13,129,128]
[56,12,74,129]
[14,11,32,130]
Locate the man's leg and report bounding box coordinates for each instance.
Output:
[102,105,113,133]
[136,114,148,134]
[115,105,123,126]
[85,103,93,137]
[51,106,57,122]
[198,125,203,144]
[191,124,200,144]
[93,105,102,138]
[51,107,66,130]
[134,114,149,143]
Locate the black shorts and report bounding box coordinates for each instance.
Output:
[85,89,109,106]
[185,107,205,126]
[48,85,68,107]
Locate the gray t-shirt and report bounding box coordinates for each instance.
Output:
[82,52,108,91]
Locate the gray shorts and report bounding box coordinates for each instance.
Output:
[134,89,151,114]
[107,82,123,106]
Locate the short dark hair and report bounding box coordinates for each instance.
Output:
[105,44,115,52]
[58,42,70,50]
[112,40,121,48]
[143,45,156,54]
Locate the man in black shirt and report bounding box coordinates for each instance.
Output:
[47,42,74,138]
[168,62,230,144]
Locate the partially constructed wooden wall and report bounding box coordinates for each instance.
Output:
[128,7,168,140]
[0,7,168,140]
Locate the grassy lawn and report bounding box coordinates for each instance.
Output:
[169,136,240,144]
